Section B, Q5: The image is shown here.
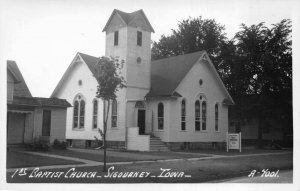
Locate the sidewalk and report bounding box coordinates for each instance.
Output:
[6,149,293,173]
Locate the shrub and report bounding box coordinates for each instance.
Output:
[27,139,50,151]
[53,139,67,149]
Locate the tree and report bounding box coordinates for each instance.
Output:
[229,20,292,148]
[152,16,227,66]
[153,15,292,148]
[94,57,126,171]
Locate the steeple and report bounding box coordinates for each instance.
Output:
[103,9,154,96]
[102,9,154,33]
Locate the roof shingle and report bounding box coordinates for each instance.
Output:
[7,60,32,97]
[7,61,71,108]
[103,9,155,32]
[146,51,205,97]
[10,96,71,107]
[78,52,99,77]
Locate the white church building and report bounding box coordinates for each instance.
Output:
[51,9,234,151]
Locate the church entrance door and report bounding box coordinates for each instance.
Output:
[138,110,146,135]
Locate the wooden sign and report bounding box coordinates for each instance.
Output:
[227,132,242,152]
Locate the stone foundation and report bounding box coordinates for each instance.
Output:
[106,141,125,149]
[66,139,124,149]
[166,142,226,150]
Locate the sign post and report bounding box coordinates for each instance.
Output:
[239,132,242,152]
[226,132,229,152]
[227,132,242,152]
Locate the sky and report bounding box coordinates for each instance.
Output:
[0,0,298,97]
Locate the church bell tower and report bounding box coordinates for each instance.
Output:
[102,9,155,100]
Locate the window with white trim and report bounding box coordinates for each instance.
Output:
[195,96,207,131]
[181,99,186,131]
[92,99,98,129]
[73,95,85,129]
[202,101,207,131]
[195,100,200,131]
[158,102,164,130]
[111,100,118,128]
[137,31,142,46]
[114,31,119,46]
[215,103,219,131]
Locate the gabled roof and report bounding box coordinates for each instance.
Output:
[34,97,71,107]
[146,51,234,105]
[7,61,71,107]
[10,96,71,108]
[10,96,40,106]
[146,51,205,97]
[102,9,155,32]
[7,60,32,97]
[51,52,99,97]
[7,62,21,83]
[78,52,99,76]
[52,51,234,105]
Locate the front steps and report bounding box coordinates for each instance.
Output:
[149,137,169,151]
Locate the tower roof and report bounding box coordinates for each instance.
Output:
[102,9,155,33]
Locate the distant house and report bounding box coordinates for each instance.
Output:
[229,117,283,145]
[228,94,293,147]
[7,60,71,145]
[51,9,234,151]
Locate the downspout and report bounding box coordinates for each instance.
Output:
[31,110,36,143]
[124,100,128,150]
[23,113,26,144]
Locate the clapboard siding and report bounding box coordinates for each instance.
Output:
[127,127,150,151]
[50,108,67,142]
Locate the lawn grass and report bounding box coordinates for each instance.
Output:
[47,149,210,163]
[7,152,293,183]
[7,151,83,169]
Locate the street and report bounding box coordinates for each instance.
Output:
[220,170,293,183]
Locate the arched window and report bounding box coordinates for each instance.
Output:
[73,95,85,129]
[181,99,186,131]
[202,101,207,131]
[73,101,79,128]
[92,99,98,129]
[79,100,85,128]
[195,100,200,131]
[195,95,208,131]
[111,100,118,128]
[215,103,219,131]
[158,102,164,130]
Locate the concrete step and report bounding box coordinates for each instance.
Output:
[150,137,161,140]
[150,144,167,147]
[150,139,164,142]
[150,147,169,151]
[149,136,170,151]
[150,144,168,147]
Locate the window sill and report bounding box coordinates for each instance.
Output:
[72,128,85,131]
[215,131,221,133]
[180,130,187,132]
[155,129,164,132]
[194,130,208,133]
[92,128,98,131]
